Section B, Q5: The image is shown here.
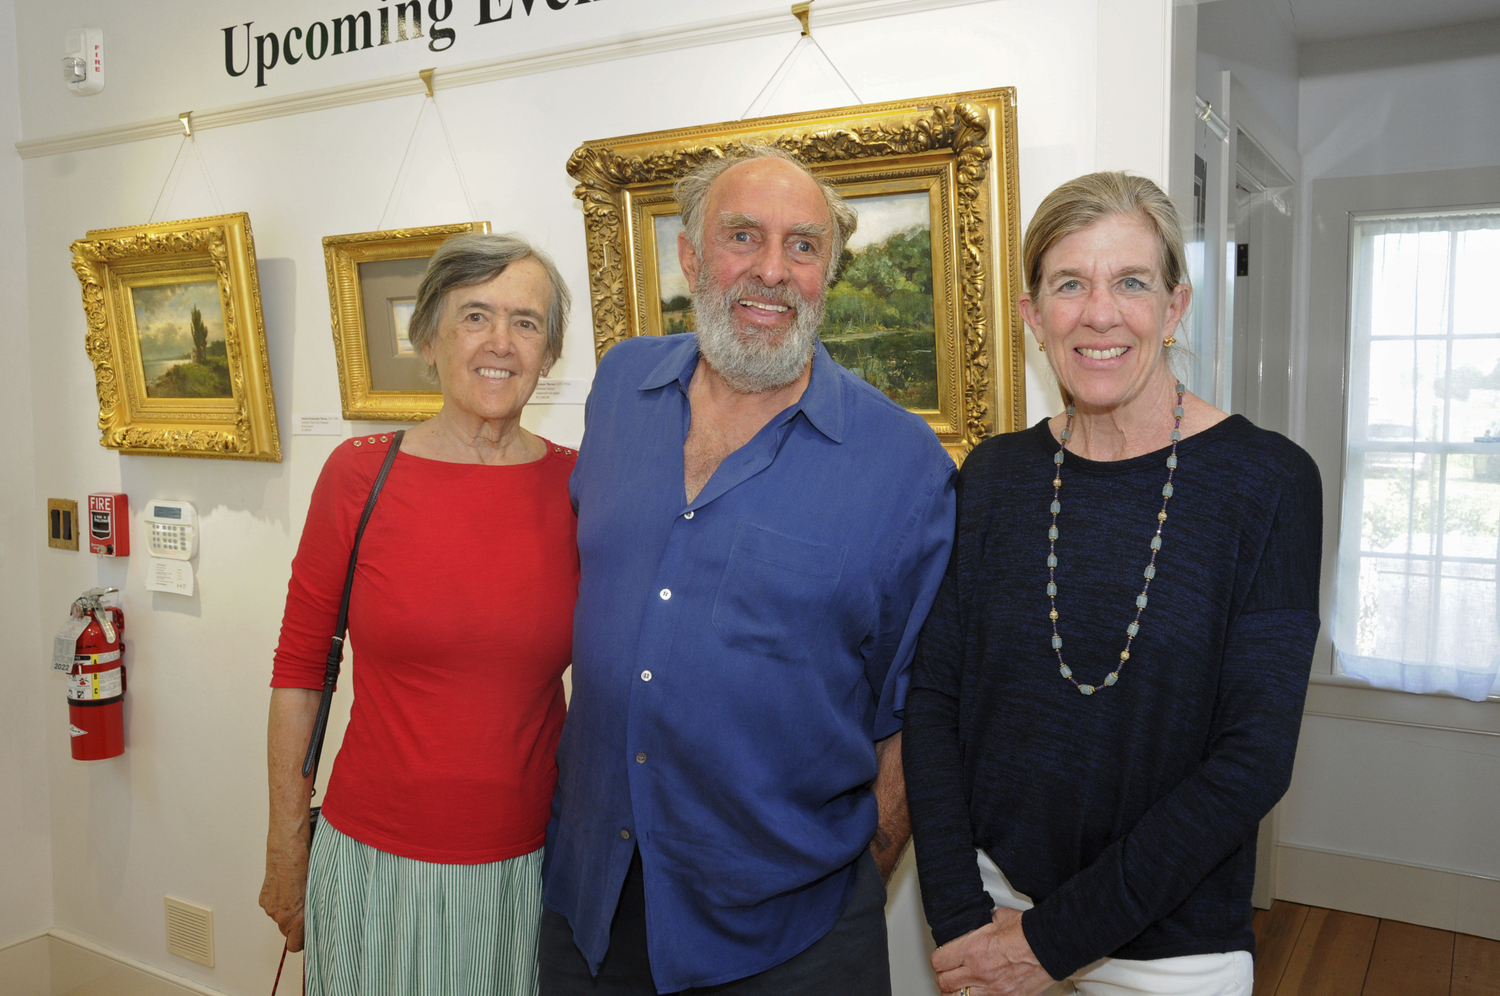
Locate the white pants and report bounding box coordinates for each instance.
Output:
[975,850,1253,996]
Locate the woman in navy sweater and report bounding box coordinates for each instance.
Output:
[904,172,1322,996]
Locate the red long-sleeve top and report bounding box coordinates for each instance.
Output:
[272,434,578,864]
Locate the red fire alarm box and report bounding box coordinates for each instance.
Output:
[88,493,129,556]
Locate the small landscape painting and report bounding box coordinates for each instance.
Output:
[655,214,694,336]
[390,298,416,354]
[821,191,937,411]
[132,281,232,399]
[652,190,938,412]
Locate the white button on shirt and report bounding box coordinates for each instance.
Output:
[660,589,671,600]
[641,670,653,681]
[683,511,694,519]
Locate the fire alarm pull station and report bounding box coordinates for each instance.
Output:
[88,493,129,556]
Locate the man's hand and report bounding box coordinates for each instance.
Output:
[931,907,1055,996]
[870,731,910,880]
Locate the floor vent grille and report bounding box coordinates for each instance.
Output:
[165,896,214,967]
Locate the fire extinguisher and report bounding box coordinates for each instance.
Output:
[64,587,126,761]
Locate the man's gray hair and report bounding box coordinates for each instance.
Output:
[674,145,858,284]
[407,232,571,375]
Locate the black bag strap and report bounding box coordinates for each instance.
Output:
[301,430,405,780]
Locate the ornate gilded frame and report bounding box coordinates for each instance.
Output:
[322,221,490,421]
[567,87,1024,459]
[70,212,281,461]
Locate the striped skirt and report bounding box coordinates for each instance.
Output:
[304,821,543,996]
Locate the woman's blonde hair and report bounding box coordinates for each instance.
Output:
[1022,172,1189,297]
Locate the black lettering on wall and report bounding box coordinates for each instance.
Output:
[476,0,512,23]
[428,0,455,51]
[255,31,280,86]
[396,1,423,39]
[380,6,391,44]
[222,23,251,77]
[284,26,303,64]
[306,20,329,58]
[332,11,374,54]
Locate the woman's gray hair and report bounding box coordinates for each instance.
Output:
[407,232,571,377]
[674,145,858,285]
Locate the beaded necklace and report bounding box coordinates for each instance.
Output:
[1045,382,1186,695]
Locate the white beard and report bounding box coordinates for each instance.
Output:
[693,278,824,393]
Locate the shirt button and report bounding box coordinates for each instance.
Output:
[683,510,694,519]
[620,829,631,840]
[659,588,671,600]
[636,752,647,763]
[641,670,652,681]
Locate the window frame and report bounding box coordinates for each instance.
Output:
[1302,165,1500,730]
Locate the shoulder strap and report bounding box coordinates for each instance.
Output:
[301,430,405,780]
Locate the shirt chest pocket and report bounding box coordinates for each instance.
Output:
[712,523,846,664]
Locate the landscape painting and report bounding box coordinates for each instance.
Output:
[569,88,1024,460]
[132,281,232,399]
[820,191,937,411]
[655,214,694,336]
[391,297,416,354]
[651,190,937,411]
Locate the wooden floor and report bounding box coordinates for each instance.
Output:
[1253,902,1500,996]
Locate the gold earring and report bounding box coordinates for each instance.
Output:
[1038,342,1046,352]
[1163,336,1177,348]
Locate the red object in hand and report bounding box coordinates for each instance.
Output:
[68,604,126,760]
[87,492,129,556]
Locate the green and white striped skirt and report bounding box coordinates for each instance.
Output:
[304,821,543,996]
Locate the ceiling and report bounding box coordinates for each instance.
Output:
[1274,0,1500,42]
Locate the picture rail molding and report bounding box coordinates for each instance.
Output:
[14,0,994,160]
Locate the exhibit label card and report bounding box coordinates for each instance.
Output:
[529,379,589,405]
[294,414,344,435]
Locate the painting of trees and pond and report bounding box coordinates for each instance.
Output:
[654,190,938,412]
[132,281,232,399]
[821,191,936,410]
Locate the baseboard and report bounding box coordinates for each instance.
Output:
[0,930,231,996]
[1275,842,1500,939]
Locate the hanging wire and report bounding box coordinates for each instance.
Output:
[376,81,480,231]
[148,136,190,223]
[430,97,480,224]
[809,32,863,105]
[741,9,862,120]
[377,97,431,231]
[148,132,227,222]
[189,136,226,215]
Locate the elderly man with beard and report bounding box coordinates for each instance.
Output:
[539,147,956,996]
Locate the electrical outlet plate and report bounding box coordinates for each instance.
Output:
[47,499,79,550]
[164,897,214,967]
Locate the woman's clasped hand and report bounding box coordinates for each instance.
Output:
[932,908,1054,996]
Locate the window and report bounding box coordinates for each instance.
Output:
[1333,208,1500,700]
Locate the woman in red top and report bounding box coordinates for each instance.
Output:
[260,233,579,995]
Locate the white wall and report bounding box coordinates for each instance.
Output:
[3,1,1181,992]
[1299,18,1500,181]
[1274,20,1500,934]
[0,0,54,952]
[1195,0,1299,141]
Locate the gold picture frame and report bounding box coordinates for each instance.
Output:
[323,221,491,421]
[566,87,1024,459]
[70,212,281,461]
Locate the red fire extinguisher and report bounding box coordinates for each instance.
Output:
[65,587,126,760]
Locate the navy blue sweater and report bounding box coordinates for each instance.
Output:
[904,416,1322,979]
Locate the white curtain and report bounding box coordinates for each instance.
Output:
[1333,210,1500,701]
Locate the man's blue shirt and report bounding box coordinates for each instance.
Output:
[543,333,955,992]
